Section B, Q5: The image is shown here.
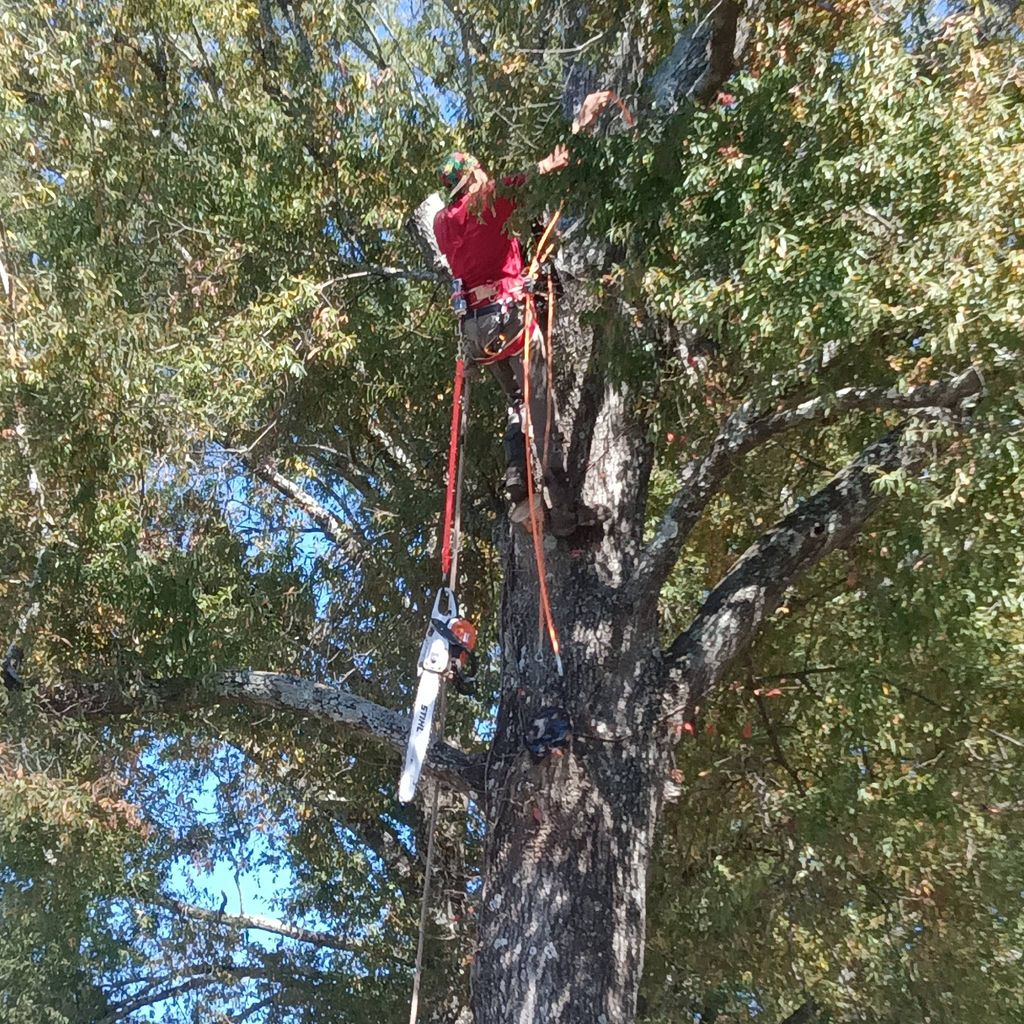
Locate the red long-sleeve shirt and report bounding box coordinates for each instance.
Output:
[433,176,526,308]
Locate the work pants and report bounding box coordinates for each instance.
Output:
[460,301,573,511]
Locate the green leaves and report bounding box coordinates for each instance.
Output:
[2,0,1024,1021]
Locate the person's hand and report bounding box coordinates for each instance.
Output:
[572,90,615,134]
[536,143,570,175]
[466,172,496,215]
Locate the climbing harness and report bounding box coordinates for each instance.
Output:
[526,705,572,762]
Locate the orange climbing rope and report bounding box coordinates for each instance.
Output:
[543,273,555,472]
[521,292,562,674]
[519,206,565,674]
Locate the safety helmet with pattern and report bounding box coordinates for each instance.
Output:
[438,151,480,200]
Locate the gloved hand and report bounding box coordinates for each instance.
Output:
[572,89,616,134]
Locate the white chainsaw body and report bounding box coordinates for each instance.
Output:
[398,588,459,803]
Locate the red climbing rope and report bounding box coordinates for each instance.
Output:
[441,358,465,579]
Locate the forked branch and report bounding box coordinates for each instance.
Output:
[248,456,366,560]
[660,415,964,715]
[631,367,983,598]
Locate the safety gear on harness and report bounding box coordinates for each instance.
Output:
[526,706,572,762]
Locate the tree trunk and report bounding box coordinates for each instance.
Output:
[473,670,666,1024]
[471,289,669,1023]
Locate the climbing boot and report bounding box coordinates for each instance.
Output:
[511,493,543,526]
[548,506,578,538]
[505,462,529,505]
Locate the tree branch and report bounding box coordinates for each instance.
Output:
[147,894,397,956]
[650,0,741,111]
[323,264,440,283]
[102,957,324,1023]
[214,670,483,793]
[294,441,380,505]
[230,993,278,1023]
[38,669,482,793]
[247,456,366,560]
[102,973,220,1023]
[631,367,983,599]
[661,416,961,714]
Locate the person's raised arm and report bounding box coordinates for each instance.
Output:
[534,89,622,175]
[572,89,616,134]
[536,143,569,176]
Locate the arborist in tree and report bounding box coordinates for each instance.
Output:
[432,90,615,537]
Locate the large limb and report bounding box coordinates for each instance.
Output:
[143,895,392,957]
[661,416,960,715]
[215,671,483,794]
[631,367,983,598]
[38,669,483,794]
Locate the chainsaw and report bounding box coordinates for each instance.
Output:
[398,586,476,803]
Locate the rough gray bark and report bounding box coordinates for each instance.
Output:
[468,344,980,1023]
[650,0,742,110]
[471,284,667,1022]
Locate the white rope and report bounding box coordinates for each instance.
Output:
[407,762,442,1024]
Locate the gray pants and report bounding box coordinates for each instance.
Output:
[461,302,572,509]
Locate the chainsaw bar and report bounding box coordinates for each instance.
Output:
[398,668,442,803]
